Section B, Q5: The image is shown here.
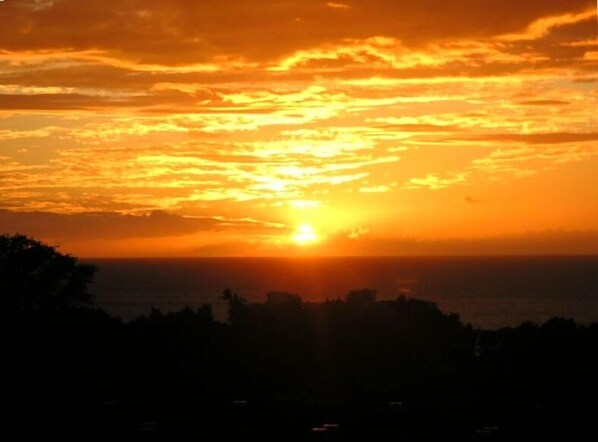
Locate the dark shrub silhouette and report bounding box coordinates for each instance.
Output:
[0,234,96,311]
[1,235,598,440]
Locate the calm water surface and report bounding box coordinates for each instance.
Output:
[87,256,598,329]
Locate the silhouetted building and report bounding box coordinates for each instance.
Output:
[346,288,377,303]
[266,291,302,306]
[396,295,439,312]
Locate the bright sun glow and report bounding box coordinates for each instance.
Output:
[1,1,597,257]
[292,224,318,245]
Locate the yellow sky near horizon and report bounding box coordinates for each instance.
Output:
[0,0,597,256]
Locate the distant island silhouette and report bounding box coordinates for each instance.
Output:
[1,234,597,440]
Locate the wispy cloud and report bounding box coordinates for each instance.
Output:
[1,0,597,255]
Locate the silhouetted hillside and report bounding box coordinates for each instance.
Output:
[1,235,598,440]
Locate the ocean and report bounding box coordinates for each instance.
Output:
[87,256,598,329]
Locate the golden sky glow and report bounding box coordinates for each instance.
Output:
[292,224,319,246]
[0,0,597,256]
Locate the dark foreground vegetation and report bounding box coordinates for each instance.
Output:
[2,234,598,441]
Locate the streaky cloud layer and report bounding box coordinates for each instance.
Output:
[0,0,597,256]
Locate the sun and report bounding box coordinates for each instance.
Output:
[292,224,319,245]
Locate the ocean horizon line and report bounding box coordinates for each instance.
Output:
[83,253,598,260]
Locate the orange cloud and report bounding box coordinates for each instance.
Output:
[1,0,594,63]
[0,209,285,239]
[1,0,597,255]
[326,2,350,10]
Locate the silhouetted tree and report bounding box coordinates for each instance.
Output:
[2,237,597,440]
[221,288,248,324]
[0,233,96,311]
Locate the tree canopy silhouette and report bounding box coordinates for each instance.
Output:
[0,234,96,311]
[0,237,597,440]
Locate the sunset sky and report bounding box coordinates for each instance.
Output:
[1,0,597,256]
